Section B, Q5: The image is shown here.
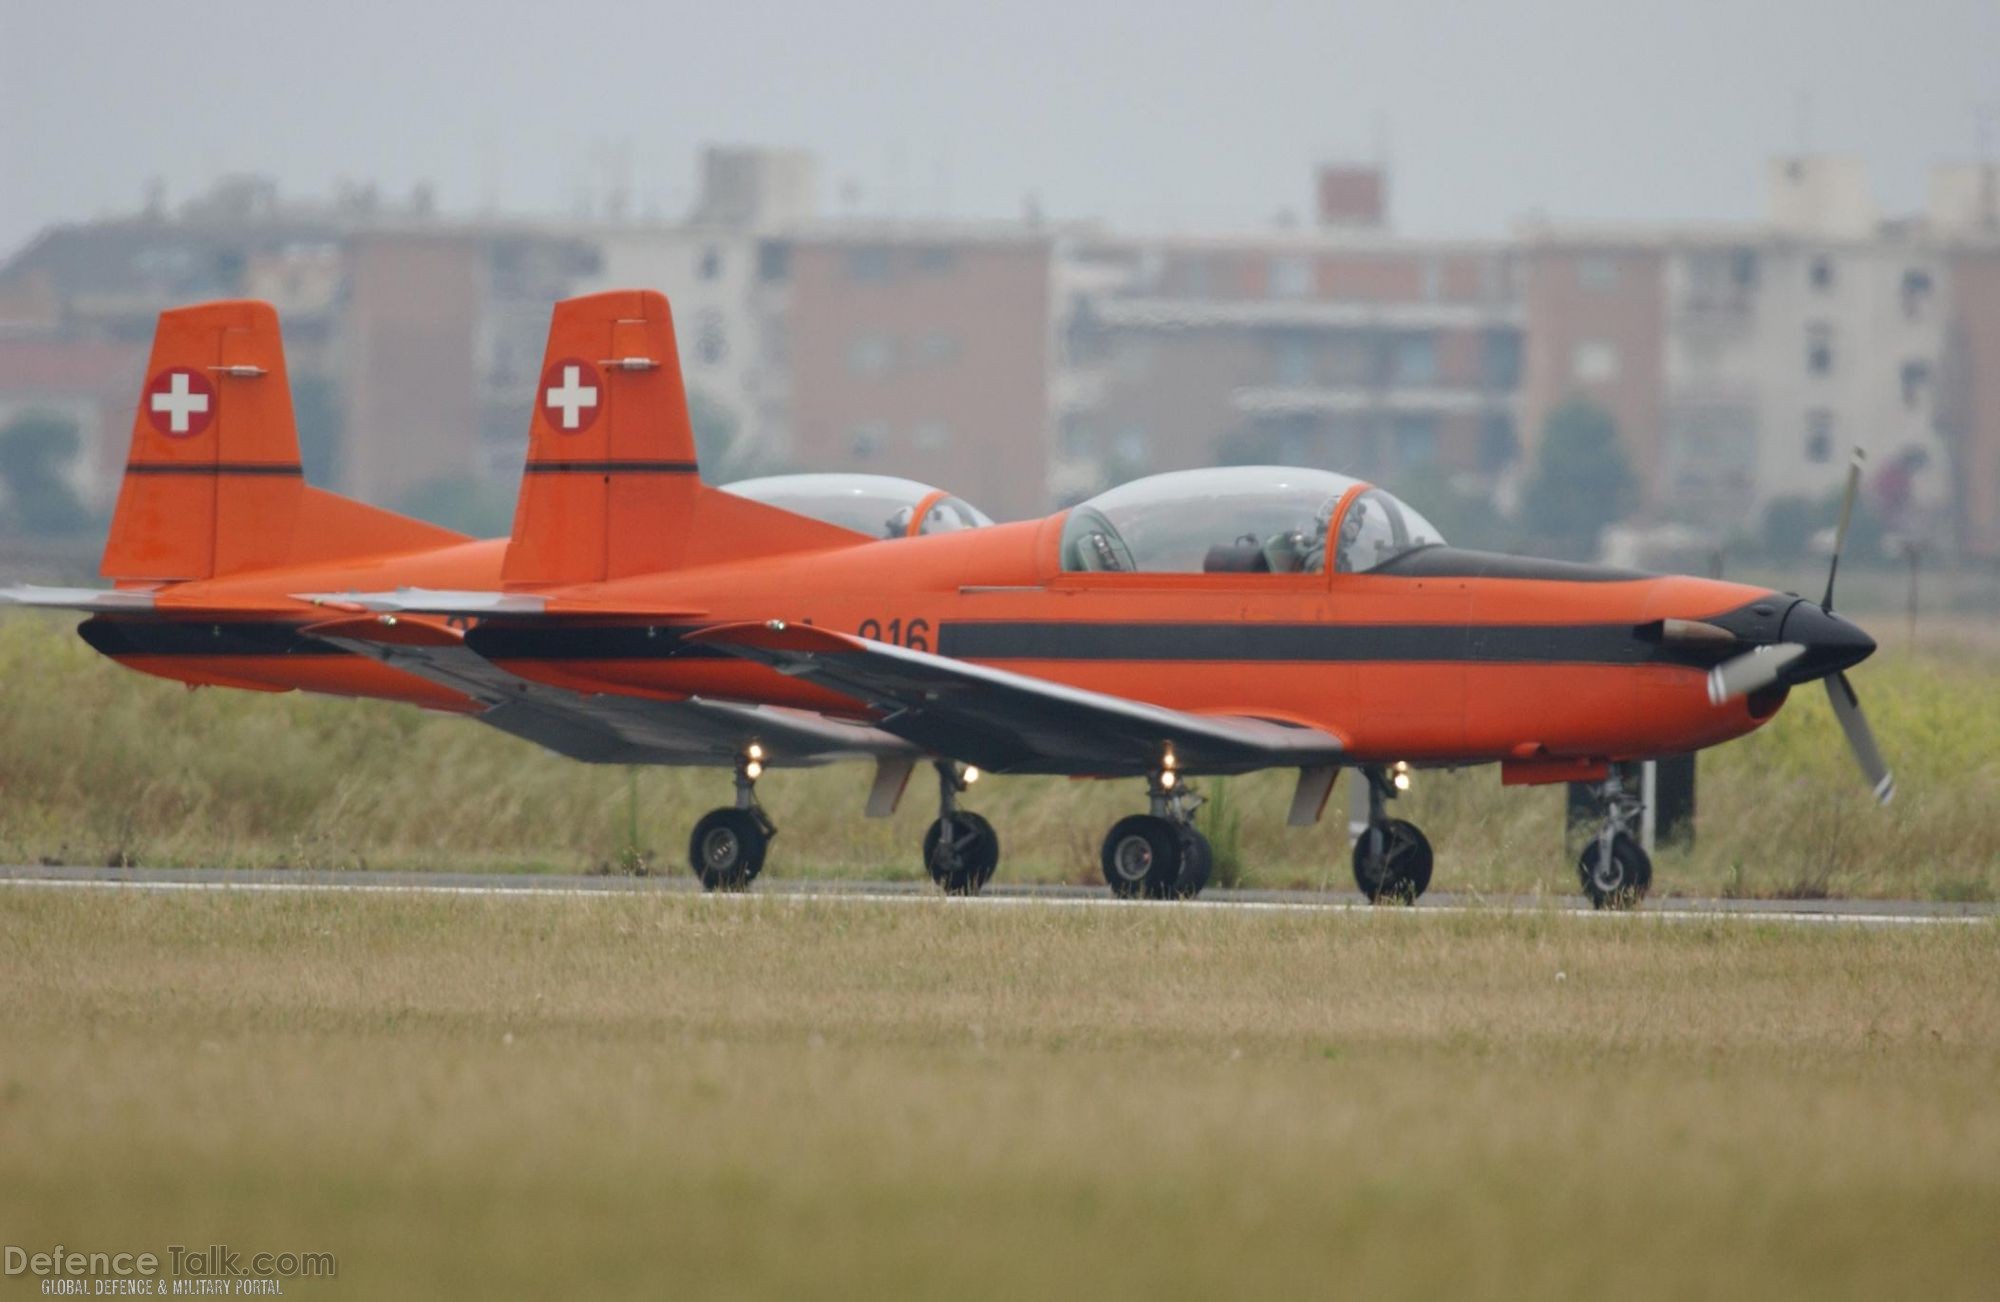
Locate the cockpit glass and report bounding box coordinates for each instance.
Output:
[1059,467,1352,573]
[722,474,994,540]
[1334,489,1445,573]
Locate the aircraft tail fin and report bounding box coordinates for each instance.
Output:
[101,300,464,583]
[503,289,860,587]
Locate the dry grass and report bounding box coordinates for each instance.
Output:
[1,611,1996,899]
[0,888,1995,1299]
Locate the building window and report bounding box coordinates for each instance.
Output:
[914,246,958,275]
[1394,334,1438,385]
[849,421,887,461]
[1806,323,1834,376]
[1577,256,1620,291]
[1274,334,1315,386]
[846,247,893,282]
[1901,359,1932,408]
[1481,330,1522,387]
[1572,339,1620,383]
[698,246,723,281]
[846,334,896,376]
[1391,414,1439,468]
[1269,255,1312,299]
[695,310,727,365]
[1901,268,1933,320]
[915,332,961,366]
[758,241,791,283]
[1419,257,1442,303]
[1730,248,1759,289]
[1808,255,1834,292]
[911,421,951,452]
[1805,409,1834,463]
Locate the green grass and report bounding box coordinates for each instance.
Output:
[1,611,1996,899]
[0,889,1994,1300]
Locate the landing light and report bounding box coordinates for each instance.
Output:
[1162,747,1178,771]
[744,760,764,780]
[1160,770,1178,790]
[747,743,765,761]
[1392,761,1412,792]
[963,766,981,784]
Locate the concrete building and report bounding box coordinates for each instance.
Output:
[782,223,1059,520]
[1523,158,1960,544]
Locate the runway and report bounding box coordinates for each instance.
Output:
[1,864,1991,926]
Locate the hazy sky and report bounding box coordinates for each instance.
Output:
[3,0,1995,257]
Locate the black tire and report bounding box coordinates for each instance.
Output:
[1176,829,1214,899]
[1352,818,1433,904]
[1578,832,1652,910]
[923,812,1000,895]
[688,808,768,891]
[1101,815,1184,899]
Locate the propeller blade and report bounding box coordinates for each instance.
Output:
[1821,447,1865,611]
[1825,671,1895,805]
[1705,643,1808,706]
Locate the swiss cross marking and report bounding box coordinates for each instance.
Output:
[542,360,602,433]
[145,368,216,437]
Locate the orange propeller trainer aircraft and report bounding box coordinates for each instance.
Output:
[329,288,1894,908]
[0,295,1001,862]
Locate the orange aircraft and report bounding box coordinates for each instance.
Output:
[1,295,1000,886]
[331,287,1892,908]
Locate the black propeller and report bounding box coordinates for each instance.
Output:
[1700,447,1893,805]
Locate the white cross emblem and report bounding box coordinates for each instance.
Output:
[150,371,211,434]
[544,364,599,430]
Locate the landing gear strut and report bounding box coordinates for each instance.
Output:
[923,761,999,894]
[1577,766,1652,910]
[1100,759,1212,900]
[687,750,775,891]
[1352,765,1432,904]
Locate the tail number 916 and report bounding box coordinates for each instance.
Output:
[857,617,930,651]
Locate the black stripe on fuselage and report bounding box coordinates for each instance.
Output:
[521,460,700,474]
[462,619,1710,669]
[78,618,346,658]
[123,462,304,476]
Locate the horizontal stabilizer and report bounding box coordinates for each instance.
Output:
[0,585,158,612]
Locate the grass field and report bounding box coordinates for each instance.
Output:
[1,611,1997,900]
[0,888,1995,1299]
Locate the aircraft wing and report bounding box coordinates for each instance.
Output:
[305,616,909,767]
[0,585,157,612]
[684,621,1344,776]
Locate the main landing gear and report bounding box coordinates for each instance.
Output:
[1099,757,1213,900]
[687,748,775,891]
[1576,766,1652,910]
[1352,763,1433,904]
[923,761,1000,894]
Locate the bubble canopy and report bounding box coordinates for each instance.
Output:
[722,474,993,540]
[1057,466,1444,575]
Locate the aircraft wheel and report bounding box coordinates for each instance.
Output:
[688,808,768,891]
[1352,818,1433,904]
[1176,828,1214,898]
[1101,815,1184,899]
[1578,832,1652,910]
[923,812,1000,895]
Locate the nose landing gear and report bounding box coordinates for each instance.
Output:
[1577,767,1652,910]
[1352,764,1432,903]
[687,750,775,891]
[1099,762,1212,900]
[923,761,1000,894]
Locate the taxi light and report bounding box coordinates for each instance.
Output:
[744,760,764,780]
[1391,767,1412,792]
[963,765,981,784]
[1162,748,1178,771]
[747,743,765,761]
[1160,770,1178,790]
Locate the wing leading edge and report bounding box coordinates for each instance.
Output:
[684,621,1345,776]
